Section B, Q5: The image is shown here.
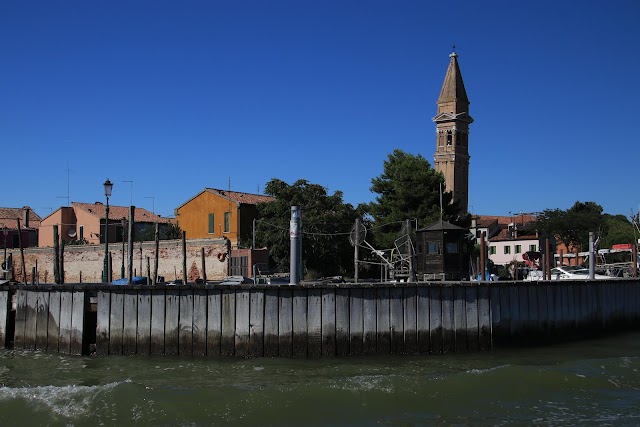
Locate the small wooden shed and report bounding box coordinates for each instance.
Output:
[415,220,470,280]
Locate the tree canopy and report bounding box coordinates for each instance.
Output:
[364,149,462,249]
[255,178,359,279]
[536,201,604,252]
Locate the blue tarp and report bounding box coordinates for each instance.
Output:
[111,277,149,285]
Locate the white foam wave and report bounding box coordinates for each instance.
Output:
[465,364,510,375]
[0,380,126,418]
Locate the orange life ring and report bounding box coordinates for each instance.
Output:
[217,252,227,262]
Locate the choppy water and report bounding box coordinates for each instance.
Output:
[1,333,640,426]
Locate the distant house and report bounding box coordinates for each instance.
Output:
[0,207,42,249]
[472,214,542,266]
[38,202,174,248]
[175,188,275,247]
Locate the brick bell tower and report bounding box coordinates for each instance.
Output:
[433,49,473,214]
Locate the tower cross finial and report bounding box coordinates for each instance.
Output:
[452,42,456,53]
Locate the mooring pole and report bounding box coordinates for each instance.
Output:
[588,232,595,279]
[290,205,301,285]
[479,232,486,282]
[127,206,135,284]
[53,225,60,284]
[153,222,159,284]
[354,218,360,283]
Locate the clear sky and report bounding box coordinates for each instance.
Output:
[2,1,638,222]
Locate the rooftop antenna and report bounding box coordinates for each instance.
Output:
[452,42,456,53]
[58,162,72,206]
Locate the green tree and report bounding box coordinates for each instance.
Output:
[137,222,182,242]
[365,149,463,249]
[599,214,636,248]
[255,179,359,279]
[536,201,604,253]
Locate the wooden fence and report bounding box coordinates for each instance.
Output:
[0,280,638,357]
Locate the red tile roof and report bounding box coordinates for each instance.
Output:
[204,188,275,205]
[0,206,42,229]
[476,214,537,226]
[72,202,173,224]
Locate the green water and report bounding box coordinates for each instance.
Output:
[1,333,640,426]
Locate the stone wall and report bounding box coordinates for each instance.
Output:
[4,238,230,283]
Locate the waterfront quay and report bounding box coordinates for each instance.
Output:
[1,279,639,357]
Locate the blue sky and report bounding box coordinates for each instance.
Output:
[2,1,638,222]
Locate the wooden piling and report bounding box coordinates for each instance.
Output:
[164,289,180,355]
[234,289,250,357]
[389,287,404,354]
[35,290,49,350]
[220,289,236,356]
[321,288,336,356]
[404,286,418,354]
[123,290,137,355]
[336,288,349,356]
[263,289,279,357]
[53,226,60,284]
[349,288,364,356]
[417,286,430,354]
[137,289,152,355]
[179,289,194,355]
[47,291,61,352]
[278,288,293,357]
[192,289,207,356]
[376,287,390,354]
[292,289,307,357]
[249,289,265,357]
[307,289,322,357]
[150,289,166,355]
[206,289,222,356]
[0,291,9,347]
[362,288,376,355]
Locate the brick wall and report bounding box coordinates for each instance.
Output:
[4,238,230,284]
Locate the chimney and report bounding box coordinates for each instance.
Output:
[23,207,30,228]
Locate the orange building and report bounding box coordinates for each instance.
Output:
[39,202,173,247]
[174,188,274,247]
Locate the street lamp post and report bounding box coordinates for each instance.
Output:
[102,179,113,283]
[121,218,126,279]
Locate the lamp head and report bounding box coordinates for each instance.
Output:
[104,179,113,198]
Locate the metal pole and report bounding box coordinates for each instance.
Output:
[588,232,595,279]
[252,218,256,249]
[127,206,135,283]
[289,206,300,285]
[354,218,360,283]
[103,196,109,283]
[121,219,126,279]
[479,231,486,282]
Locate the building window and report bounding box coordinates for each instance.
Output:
[489,246,496,255]
[446,242,458,254]
[515,245,521,254]
[224,212,230,233]
[208,213,215,234]
[529,244,537,252]
[504,246,511,255]
[79,225,84,241]
[446,130,452,145]
[427,241,440,254]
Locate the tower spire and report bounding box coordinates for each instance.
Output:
[432,50,473,215]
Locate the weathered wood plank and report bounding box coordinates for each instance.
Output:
[528,284,538,335]
[35,291,49,350]
[441,286,454,353]
[123,290,138,355]
[322,288,336,356]
[349,288,363,356]
[500,285,512,345]
[192,289,207,356]
[489,286,502,347]
[389,287,404,355]
[24,291,38,350]
[429,286,443,354]
[47,291,61,353]
[416,287,430,354]
[206,289,222,356]
[478,285,491,351]
[179,289,194,356]
[453,286,467,353]
[335,288,350,356]
[376,287,390,355]
[59,291,74,354]
[220,289,236,356]
[307,289,322,357]
[566,284,576,330]
[560,284,570,335]
[249,289,265,357]
[137,290,152,356]
[518,284,529,339]
[403,286,418,354]
[164,289,180,356]
[70,291,86,355]
[466,286,479,352]
[264,289,279,357]
[292,289,307,357]
[537,284,549,336]
[278,288,293,357]
[235,290,250,357]
[0,291,9,348]
[509,286,520,340]
[363,288,377,355]
[13,290,27,349]
[108,291,124,355]
[150,289,166,355]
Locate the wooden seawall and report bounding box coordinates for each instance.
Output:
[0,280,638,357]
